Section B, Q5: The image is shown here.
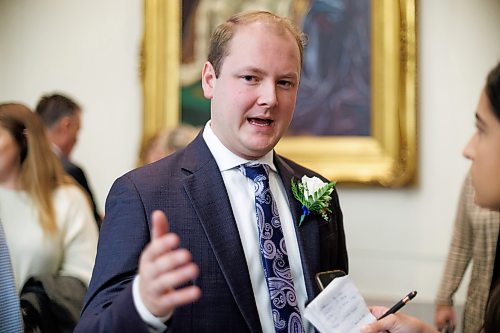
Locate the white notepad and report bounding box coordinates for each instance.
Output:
[304,275,376,333]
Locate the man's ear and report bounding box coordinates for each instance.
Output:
[50,116,69,134]
[201,61,216,99]
[60,116,72,129]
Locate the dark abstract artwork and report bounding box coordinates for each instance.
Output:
[290,0,371,136]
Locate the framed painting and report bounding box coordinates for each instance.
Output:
[141,0,417,186]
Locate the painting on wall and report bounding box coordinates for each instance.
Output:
[179,0,371,136]
[142,0,417,186]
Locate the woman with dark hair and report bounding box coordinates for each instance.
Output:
[0,103,98,332]
[362,62,500,333]
[476,61,500,333]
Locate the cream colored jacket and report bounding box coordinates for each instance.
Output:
[436,173,500,333]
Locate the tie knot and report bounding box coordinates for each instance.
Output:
[241,163,269,183]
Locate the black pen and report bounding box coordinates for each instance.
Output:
[378,291,417,320]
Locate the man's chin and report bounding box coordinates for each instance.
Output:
[240,144,275,159]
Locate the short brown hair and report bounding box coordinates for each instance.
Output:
[35,93,80,128]
[207,10,306,77]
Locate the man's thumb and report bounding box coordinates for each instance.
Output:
[151,210,169,239]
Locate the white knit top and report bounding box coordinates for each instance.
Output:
[0,184,98,291]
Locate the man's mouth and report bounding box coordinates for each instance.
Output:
[248,117,273,126]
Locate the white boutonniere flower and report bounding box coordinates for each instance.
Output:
[291,176,336,227]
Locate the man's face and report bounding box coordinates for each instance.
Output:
[60,109,81,157]
[463,90,500,210]
[202,22,301,160]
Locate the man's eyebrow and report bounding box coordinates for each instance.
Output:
[238,67,299,80]
[239,67,265,75]
[280,72,299,81]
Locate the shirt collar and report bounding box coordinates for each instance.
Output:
[202,121,276,173]
[51,143,62,157]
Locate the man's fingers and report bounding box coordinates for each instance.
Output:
[139,260,200,317]
[141,232,181,263]
[153,248,193,275]
[141,247,193,282]
[138,210,202,317]
[151,210,169,239]
[155,285,202,310]
[153,262,200,293]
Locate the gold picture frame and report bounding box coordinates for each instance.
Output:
[141,0,417,186]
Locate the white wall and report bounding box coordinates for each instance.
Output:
[0,0,143,214]
[344,0,500,303]
[1,0,499,304]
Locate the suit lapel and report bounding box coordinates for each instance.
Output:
[181,136,262,333]
[275,155,321,302]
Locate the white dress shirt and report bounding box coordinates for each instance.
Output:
[135,122,312,333]
[203,122,311,333]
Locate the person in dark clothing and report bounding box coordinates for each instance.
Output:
[35,93,102,228]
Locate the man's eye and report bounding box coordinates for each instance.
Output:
[242,75,257,82]
[278,80,294,88]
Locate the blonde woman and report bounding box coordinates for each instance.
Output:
[0,103,98,332]
[137,125,199,166]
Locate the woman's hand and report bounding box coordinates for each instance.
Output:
[361,306,439,333]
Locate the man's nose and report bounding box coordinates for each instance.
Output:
[257,81,278,108]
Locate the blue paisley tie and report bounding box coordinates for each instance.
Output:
[242,164,304,333]
[0,222,23,333]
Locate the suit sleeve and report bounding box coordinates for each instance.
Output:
[75,175,151,333]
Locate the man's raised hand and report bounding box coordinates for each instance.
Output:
[138,210,201,317]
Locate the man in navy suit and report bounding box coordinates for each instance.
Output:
[76,11,348,333]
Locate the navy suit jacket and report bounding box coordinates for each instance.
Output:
[76,133,348,332]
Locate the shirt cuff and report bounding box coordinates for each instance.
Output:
[132,275,171,333]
